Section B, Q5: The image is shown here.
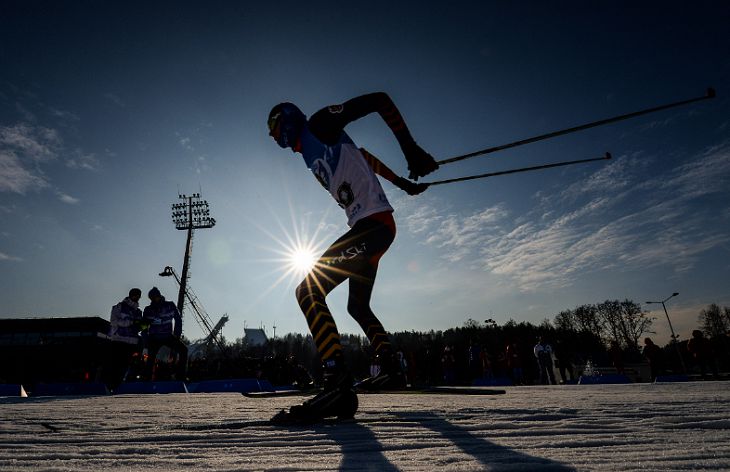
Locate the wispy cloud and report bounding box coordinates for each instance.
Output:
[401,141,730,292]
[0,150,49,193]
[1,120,98,196]
[0,123,61,161]
[49,107,80,122]
[57,191,80,205]
[179,136,194,151]
[65,149,100,171]
[0,123,61,194]
[0,251,23,262]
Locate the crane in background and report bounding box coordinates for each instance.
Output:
[159,265,228,359]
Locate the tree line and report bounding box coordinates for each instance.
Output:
[190,301,729,385]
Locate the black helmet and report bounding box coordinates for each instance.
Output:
[268,102,306,149]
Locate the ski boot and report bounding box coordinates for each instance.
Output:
[272,358,358,424]
[404,142,439,181]
[356,349,407,392]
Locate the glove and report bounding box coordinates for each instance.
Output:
[394,176,429,196]
[402,140,439,181]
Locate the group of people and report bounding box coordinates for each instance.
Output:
[643,330,722,381]
[472,338,574,386]
[106,287,187,389]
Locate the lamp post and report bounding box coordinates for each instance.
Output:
[646,292,686,374]
[171,193,216,318]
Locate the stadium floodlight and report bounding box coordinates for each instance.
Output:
[170,193,216,317]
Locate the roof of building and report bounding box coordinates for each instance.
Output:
[243,328,268,346]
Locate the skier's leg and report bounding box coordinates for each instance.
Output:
[284,258,355,423]
[347,265,404,391]
[280,217,394,421]
[288,226,369,420]
[347,265,391,356]
[296,216,393,370]
[343,217,403,389]
[295,266,347,371]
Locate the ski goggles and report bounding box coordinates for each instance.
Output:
[267,111,282,134]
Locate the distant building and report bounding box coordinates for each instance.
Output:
[243,328,268,347]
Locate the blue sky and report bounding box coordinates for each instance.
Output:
[1,1,729,345]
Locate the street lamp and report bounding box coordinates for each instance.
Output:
[646,292,686,374]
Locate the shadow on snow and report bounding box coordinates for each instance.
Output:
[295,411,576,471]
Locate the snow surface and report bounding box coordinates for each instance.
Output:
[2,382,729,471]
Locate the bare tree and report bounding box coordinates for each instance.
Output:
[618,299,653,352]
[699,304,730,339]
[596,300,623,348]
[573,304,603,334]
[553,310,577,332]
[595,300,653,352]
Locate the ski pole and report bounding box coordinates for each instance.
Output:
[427,153,612,186]
[438,87,715,166]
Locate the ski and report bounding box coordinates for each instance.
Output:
[243,386,506,398]
[357,386,506,395]
[242,388,322,398]
[178,413,451,430]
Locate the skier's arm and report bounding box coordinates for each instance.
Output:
[360,148,428,196]
[309,92,438,179]
[308,92,411,143]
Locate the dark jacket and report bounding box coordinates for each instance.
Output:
[143,297,182,338]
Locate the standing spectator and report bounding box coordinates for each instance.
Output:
[442,346,456,385]
[687,330,718,379]
[396,350,409,386]
[608,341,625,375]
[143,287,188,381]
[106,288,144,389]
[643,337,664,381]
[534,337,557,385]
[480,347,493,380]
[506,341,524,385]
[369,355,381,379]
[553,340,575,384]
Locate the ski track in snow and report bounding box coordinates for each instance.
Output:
[1,382,729,471]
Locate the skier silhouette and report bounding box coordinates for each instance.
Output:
[267,92,437,422]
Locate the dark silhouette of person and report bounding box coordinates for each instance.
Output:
[643,337,664,381]
[266,93,437,422]
[106,288,143,389]
[506,342,524,385]
[608,341,625,375]
[687,330,718,379]
[534,336,557,385]
[553,340,575,384]
[142,287,188,381]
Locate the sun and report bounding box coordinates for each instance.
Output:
[287,244,318,277]
[242,196,336,308]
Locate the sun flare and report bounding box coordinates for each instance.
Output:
[287,244,318,276]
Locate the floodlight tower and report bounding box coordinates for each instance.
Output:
[171,193,216,317]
